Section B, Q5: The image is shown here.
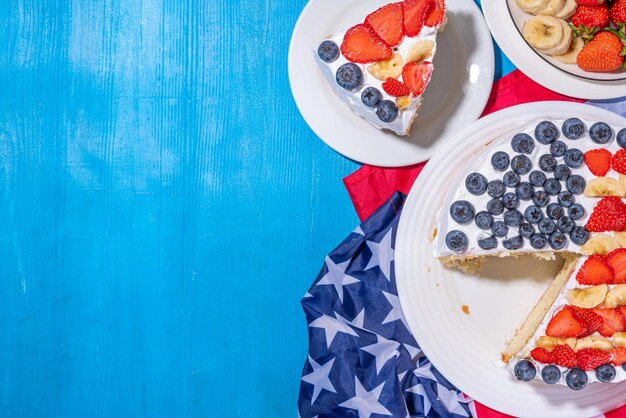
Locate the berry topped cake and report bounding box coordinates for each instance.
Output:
[315,0,446,136]
[432,116,626,389]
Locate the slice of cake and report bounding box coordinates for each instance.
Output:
[314,0,446,136]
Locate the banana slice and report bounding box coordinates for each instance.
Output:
[553,35,584,64]
[536,336,577,350]
[619,174,626,189]
[584,177,626,197]
[567,284,608,308]
[516,0,550,14]
[406,40,435,63]
[605,284,626,308]
[555,0,577,19]
[538,19,572,55]
[580,234,620,255]
[367,53,403,81]
[616,232,626,248]
[538,0,565,16]
[614,332,626,347]
[523,15,564,50]
[396,95,413,110]
[575,335,614,352]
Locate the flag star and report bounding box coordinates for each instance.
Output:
[303,292,313,298]
[340,308,365,330]
[316,256,360,303]
[365,228,394,281]
[360,335,400,375]
[301,355,337,404]
[381,291,410,330]
[403,343,422,361]
[436,386,470,417]
[413,363,438,382]
[309,314,359,348]
[353,226,364,235]
[339,377,392,418]
[406,383,431,416]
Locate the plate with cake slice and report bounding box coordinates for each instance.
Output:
[395,101,626,417]
[288,0,494,167]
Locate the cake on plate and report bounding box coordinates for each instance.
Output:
[432,116,626,389]
[314,0,446,136]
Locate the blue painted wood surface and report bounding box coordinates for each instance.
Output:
[0,0,514,416]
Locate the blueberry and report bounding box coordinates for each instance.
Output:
[595,364,616,383]
[570,226,590,245]
[566,367,588,390]
[511,133,535,154]
[514,360,537,382]
[566,175,586,195]
[511,155,532,175]
[543,178,562,196]
[541,365,561,385]
[503,171,520,188]
[529,171,546,187]
[491,151,510,171]
[617,128,626,148]
[535,121,559,144]
[504,210,523,227]
[491,221,509,238]
[524,205,544,224]
[516,182,535,200]
[487,198,505,216]
[562,118,585,140]
[558,191,575,208]
[539,154,557,172]
[530,233,548,249]
[477,235,498,250]
[465,172,488,195]
[502,192,519,209]
[548,231,567,250]
[445,230,468,252]
[361,87,382,107]
[569,204,585,220]
[503,236,523,250]
[557,216,575,233]
[519,223,535,238]
[532,191,550,207]
[336,63,363,90]
[553,164,571,181]
[475,211,493,230]
[589,122,613,144]
[376,100,398,123]
[550,140,567,157]
[546,203,564,220]
[564,148,584,168]
[450,201,475,224]
[538,218,556,235]
[318,40,340,63]
[488,180,506,198]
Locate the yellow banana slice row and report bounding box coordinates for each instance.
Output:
[523,15,564,50]
[516,0,551,14]
[538,0,565,16]
[538,19,572,55]
[553,36,585,64]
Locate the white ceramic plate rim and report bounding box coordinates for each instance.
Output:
[395,101,626,418]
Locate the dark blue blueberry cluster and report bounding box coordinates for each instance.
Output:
[515,361,618,388]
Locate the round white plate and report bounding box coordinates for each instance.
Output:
[395,101,626,418]
[482,0,626,100]
[288,0,495,167]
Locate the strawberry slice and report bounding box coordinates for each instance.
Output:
[425,0,445,27]
[530,347,554,364]
[586,197,626,232]
[365,3,405,48]
[402,61,433,95]
[341,24,392,64]
[576,255,615,285]
[403,0,435,37]
[552,344,578,368]
[577,348,612,371]
[572,306,603,336]
[612,149,626,175]
[607,248,626,284]
[546,305,588,338]
[611,347,626,366]
[584,149,612,176]
[382,78,411,96]
[593,308,626,337]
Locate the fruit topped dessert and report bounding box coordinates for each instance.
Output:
[314,0,446,136]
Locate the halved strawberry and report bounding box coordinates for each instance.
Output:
[619,306,626,318]
[340,24,393,64]
[546,305,588,338]
[552,344,578,368]
[403,0,435,37]
[530,347,554,364]
[593,308,626,337]
[402,61,433,95]
[584,148,612,176]
[425,0,445,27]
[382,78,411,96]
[613,149,626,175]
[611,347,626,366]
[586,197,626,232]
[572,306,603,336]
[607,248,626,284]
[365,3,405,48]
[577,348,612,371]
[576,255,615,285]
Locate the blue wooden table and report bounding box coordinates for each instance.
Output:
[0,1,514,416]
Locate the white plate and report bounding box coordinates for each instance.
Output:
[482,0,626,100]
[395,101,626,418]
[288,0,495,167]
